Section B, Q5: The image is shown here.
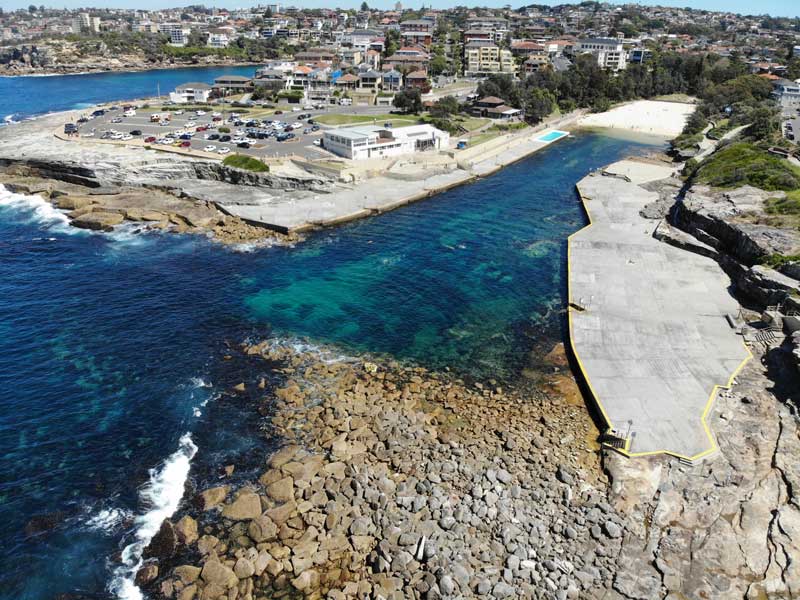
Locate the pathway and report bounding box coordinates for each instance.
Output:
[568,161,751,461]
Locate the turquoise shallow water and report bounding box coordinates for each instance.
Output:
[0,126,661,599]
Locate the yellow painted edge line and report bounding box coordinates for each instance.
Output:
[568,179,754,462]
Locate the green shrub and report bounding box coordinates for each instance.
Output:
[758,253,800,269]
[694,143,800,191]
[218,126,230,133]
[222,154,269,172]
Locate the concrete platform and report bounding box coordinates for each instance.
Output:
[569,164,751,461]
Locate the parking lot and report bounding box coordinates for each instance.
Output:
[71,104,335,160]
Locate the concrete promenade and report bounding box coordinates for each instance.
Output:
[569,161,751,461]
[220,126,573,232]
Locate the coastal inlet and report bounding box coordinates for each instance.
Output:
[0,132,661,600]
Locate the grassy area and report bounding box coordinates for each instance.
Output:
[315,113,419,126]
[693,143,800,191]
[222,154,269,172]
[766,189,800,215]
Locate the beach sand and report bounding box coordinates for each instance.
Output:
[578,99,695,138]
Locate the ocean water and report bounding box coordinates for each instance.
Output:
[0,65,258,122]
[0,91,662,598]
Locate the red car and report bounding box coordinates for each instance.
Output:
[180,141,191,148]
[144,136,156,143]
[212,116,222,122]
[196,126,208,132]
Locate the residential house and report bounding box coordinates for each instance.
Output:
[253,69,287,92]
[358,70,382,91]
[213,75,253,93]
[169,82,213,104]
[335,73,359,91]
[523,53,550,73]
[405,70,429,89]
[382,70,403,91]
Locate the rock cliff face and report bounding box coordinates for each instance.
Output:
[672,184,800,309]
[0,40,257,75]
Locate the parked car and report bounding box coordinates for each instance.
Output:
[123,110,136,117]
[274,110,283,115]
[196,126,208,132]
[208,133,220,140]
[179,141,191,148]
[237,141,251,148]
[204,145,217,152]
[311,125,320,132]
[174,110,184,115]
[130,129,142,136]
[313,139,321,146]
[219,135,232,142]
[77,117,89,124]
[145,136,157,143]
[303,128,312,134]
[218,147,231,154]
[64,123,78,134]
[212,116,223,122]
[196,110,206,116]
[111,117,123,123]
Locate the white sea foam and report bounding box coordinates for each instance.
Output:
[0,184,75,233]
[86,507,133,532]
[109,433,198,600]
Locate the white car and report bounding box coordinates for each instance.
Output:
[217,147,231,154]
[292,106,301,112]
[174,110,184,115]
[123,110,136,117]
[196,110,206,116]
[313,139,321,146]
[204,145,217,152]
[159,120,170,126]
[82,131,95,138]
[157,138,172,144]
[203,133,212,140]
[185,121,197,128]
[121,134,133,141]
[211,111,222,117]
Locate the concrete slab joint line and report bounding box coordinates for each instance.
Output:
[567,163,752,462]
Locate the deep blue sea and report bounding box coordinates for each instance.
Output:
[0,69,662,599]
[0,65,258,122]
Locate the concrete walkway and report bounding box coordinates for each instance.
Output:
[569,162,751,461]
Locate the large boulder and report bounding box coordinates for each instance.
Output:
[221,490,261,521]
[174,515,198,546]
[194,486,229,511]
[71,211,124,231]
[200,560,238,589]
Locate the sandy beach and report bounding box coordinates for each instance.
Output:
[578,100,695,138]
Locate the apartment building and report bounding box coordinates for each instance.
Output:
[575,37,628,71]
[464,41,515,77]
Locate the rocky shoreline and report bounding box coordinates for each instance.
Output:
[131,325,799,600]
[0,44,261,76]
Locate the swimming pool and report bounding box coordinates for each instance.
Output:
[538,130,569,143]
